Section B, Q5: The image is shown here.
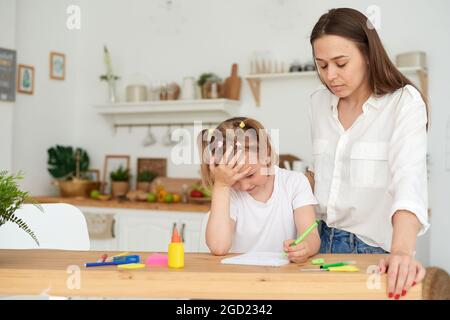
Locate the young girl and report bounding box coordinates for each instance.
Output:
[198,117,320,263]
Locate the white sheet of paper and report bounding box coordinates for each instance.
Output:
[221,252,289,267]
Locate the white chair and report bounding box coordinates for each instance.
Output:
[0,203,90,250]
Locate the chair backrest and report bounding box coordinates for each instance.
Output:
[423,267,450,300]
[0,203,90,250]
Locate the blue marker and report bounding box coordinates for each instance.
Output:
[85,261,119,267]
[113,255,140,264]
[85,255,140,267]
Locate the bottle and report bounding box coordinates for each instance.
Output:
[303,61,316,71]
[223,63,242,100]
[210,82,218,99]
[168,225,184,268]
[181,184,189,203]
[289,60,303,72]
[181,77,196,100]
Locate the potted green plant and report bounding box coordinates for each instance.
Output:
[0,171,43,245]
[47,145,100,197]
[136,170,158,192]
[197,73,222,99]
[110,166,131,197]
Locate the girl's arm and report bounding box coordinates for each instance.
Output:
[284,205,320,263]
[305,170,315,192]
[205,149,251,256]
[205,184,236,256]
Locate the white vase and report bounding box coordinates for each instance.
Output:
[107,80,117,103]
[181,77,196,100]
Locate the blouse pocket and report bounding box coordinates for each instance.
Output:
[350,142,389,188]
[312,139,328,182]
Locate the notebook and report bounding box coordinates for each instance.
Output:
[221,252,290,267]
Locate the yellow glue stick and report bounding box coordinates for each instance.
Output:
[168,226,184,269]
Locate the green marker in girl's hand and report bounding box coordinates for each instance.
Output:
[290,220,320,247]
[283,220,320,257]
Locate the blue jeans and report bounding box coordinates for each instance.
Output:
[319,221,389,254]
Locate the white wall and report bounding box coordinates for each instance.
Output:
[0,0,16,172]
[9,0,450,271]
[12,0,79,195]
[73,0,322,183]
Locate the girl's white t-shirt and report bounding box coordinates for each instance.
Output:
[228,165,318,253]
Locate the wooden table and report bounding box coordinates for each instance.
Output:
[0,249,421,299]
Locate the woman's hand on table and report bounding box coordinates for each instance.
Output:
[378,253,426,299]
[383,210,426,299]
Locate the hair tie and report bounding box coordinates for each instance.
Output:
[206,129,214,142]
[239,121,245,128]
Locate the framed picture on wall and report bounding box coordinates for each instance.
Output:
[0,47,17,101]
[102,155,131,194]
[82,169,100,182]
[17,64,34,95]
[49,51,65,80]
[137,158,167,178]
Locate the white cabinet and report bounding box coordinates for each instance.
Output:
[176,213,208,252]
[78,206,208,253]
[118,212,176,252]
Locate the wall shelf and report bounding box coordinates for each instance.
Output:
[94,99,241,127]
[244,66,428,106]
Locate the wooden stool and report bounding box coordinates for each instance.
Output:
[423,267,450,300]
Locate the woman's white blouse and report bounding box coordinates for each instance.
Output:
[309,84,429,251]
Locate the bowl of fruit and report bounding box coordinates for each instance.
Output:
[188,183,212,203]
[90,189,111,201]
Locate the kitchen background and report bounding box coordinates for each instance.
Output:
[1,0,449,272]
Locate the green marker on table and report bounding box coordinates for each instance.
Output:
[320,261,356,269]
[283,220,320,256]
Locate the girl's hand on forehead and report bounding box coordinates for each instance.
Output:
[210,148,252,187]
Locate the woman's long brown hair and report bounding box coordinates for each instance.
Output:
[310,8,428,128]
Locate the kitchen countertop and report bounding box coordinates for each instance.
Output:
[33,196,210,213]
[0,249,422,299]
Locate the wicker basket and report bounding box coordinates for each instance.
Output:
[58,179,101,198]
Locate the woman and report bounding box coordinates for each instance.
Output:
[305,8,429,299]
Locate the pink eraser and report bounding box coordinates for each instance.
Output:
[146,253,168,267]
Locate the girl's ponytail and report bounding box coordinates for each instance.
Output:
[197,129,214,188]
